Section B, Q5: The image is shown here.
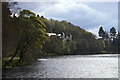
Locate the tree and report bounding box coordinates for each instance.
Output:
[2,2,20,57]
[4,9,48,67]
[37,14,40,17]
[42,17,104,55]
[19,9,35,17]
[110,27,116,36]
[109,27,118,53]
[2,2,21,67]
[41,15,44,19]
[2,2,11,57]
[98,26,105,38]
[17,10,47,64]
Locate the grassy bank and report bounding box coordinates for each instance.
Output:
[2,57,20,68]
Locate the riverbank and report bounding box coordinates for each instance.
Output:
[2,54,118,78]
[2,53,119,69]
[43,53,118,58]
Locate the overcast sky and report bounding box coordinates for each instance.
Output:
[17,1,118,35]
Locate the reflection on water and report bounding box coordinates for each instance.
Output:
[3,54,118,78]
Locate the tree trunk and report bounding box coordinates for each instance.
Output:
[18,52,23,66]
[18,48,28,66]
[4,46,19,68]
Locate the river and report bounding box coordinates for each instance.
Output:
[2,54,118,78]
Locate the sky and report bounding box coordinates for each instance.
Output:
[15,1,118,35]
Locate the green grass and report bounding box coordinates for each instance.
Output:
[2,57,20,67]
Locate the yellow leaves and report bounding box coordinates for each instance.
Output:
[19,9,35,17]
[16,9,48,51]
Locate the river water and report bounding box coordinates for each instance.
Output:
[3,54,118,78]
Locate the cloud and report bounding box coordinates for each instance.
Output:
[87,27,100,36]
[18,2,54,14]
[42,2,117,30]
[17,1,118,34]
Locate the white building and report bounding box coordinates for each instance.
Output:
[47,33,61,37]
[47,32,72,41]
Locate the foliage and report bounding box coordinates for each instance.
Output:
[2,2,19,57]
[110,27,116,36]
[15,9,48,64]
[3,2,118,68]
[42,18,104,55]
[3,8,48,67]
[98,26,118,53]
[98,26,105,38]
[19,9,35,17]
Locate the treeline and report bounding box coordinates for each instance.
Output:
[41,18,104,55]
[2,2,119,68]
[98,26,119,53]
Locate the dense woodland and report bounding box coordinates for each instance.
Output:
[2,2,119,68]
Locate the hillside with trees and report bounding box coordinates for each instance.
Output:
[2,2,119,68]
[98,26,118,53]
[40,17,104,55]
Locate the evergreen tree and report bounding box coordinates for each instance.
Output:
[41,15,44,19]
[110,27,116,36]
[98,26,105,38]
